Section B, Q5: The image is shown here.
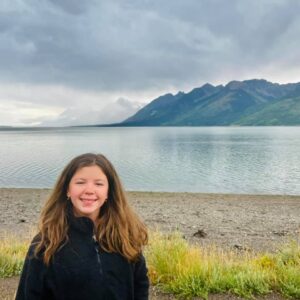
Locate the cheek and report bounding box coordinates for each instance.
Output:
[68,185,81,198]
[100,187,109,198]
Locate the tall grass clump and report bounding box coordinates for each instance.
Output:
[0,235,29,278]
[145,231,300,299]
[275,241,300,298]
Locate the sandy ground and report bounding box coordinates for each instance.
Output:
[1,188,299,299]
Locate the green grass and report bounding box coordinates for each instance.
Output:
[144,231,300,299]
[0,235,29,278]
[1,231,300,299]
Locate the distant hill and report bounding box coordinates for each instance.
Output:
[114,79,300,126]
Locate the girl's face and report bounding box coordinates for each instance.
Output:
[67,165,109,223]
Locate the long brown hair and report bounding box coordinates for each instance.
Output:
[35,153,148,265]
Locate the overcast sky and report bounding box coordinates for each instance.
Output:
[1,0,300,126]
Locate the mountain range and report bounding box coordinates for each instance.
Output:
[100,79,300,126]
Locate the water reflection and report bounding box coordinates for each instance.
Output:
[0,127,300,194]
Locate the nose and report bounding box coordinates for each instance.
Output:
[84,190,94,195]
[84,183,95,194]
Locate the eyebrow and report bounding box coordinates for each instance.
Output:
[74,178,106,181]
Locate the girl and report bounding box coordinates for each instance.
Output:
[16,153,149,300]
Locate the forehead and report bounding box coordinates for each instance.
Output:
[72,165,107,179]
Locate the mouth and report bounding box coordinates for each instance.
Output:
[80,198,97,203]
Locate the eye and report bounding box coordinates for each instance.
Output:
[96,183,104,186]
[75,181,85,185]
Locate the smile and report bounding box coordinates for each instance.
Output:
[80,198,97,201]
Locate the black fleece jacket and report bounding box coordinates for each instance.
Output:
[15,213,149,300]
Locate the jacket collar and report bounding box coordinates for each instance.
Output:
[66,202,95,237]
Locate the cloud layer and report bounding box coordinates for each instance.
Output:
[1,0,300,126]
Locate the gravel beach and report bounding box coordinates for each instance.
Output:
[1,188,299,299]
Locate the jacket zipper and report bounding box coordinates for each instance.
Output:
[93,234,103,276]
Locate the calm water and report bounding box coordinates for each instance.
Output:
[0,127,300,195]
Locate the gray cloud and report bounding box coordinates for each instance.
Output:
[1,0,300,90]
[48,0,91,15]
[0,0,300,126]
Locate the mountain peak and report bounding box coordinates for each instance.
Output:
[202,83,214,88]
[175,91,185,97]
[225,80,244,90]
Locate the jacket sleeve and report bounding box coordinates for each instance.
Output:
[15,237,48,300]
[133,253,149,300]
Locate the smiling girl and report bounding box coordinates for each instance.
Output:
[16,153,149,300]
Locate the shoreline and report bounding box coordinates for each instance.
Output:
[1,186,300,197]
[1,188,300,252]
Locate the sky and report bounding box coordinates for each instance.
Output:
[1,0,300,127]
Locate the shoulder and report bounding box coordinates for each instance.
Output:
[20,234,48,277]
[31,233,42,246]
[134,253,146,264]
[25,233,44,259]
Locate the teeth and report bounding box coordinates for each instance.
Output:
[81,198,96,201]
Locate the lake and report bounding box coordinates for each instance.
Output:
[0,126,300,195]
